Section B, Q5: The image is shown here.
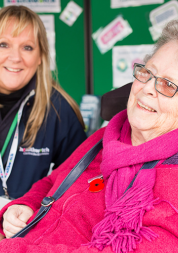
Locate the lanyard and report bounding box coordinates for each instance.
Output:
[0,90,35,198]
[1,112,18,158]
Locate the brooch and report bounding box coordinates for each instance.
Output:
[88,175,104,192]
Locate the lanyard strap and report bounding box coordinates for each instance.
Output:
[0,90,35,197]
[1,113,18,158]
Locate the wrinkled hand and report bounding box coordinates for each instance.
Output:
[0,233,5,241]
[3,205,34,238]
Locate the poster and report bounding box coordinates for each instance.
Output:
[149,1,178,41]
[112,45,153,88]
[39,15,56,71]
[92,16,132,54]
[111,0,164,8]
[59,1,83,26]
[4,0,61,13]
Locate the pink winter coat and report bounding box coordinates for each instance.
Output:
[0,127,178,252]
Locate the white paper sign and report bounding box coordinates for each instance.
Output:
[0,196,11,210]
[60,1,83,26]
[92,16,132,54]
[111,0,164,8]
[4,0,61,13]
[149,1,178,41]
[39,15,56,71]
[113,45,153,88]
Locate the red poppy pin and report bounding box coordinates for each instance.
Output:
[89,177,104,192]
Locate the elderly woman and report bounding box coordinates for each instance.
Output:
[0,20,178,253]
[0,6,86,202]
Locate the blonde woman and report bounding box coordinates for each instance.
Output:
[0,5,86,200]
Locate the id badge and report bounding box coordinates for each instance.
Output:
[0,196,11,210]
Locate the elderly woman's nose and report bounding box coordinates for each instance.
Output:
[142,78,157,97]
[8,47,22,62]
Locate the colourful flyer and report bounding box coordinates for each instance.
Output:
[149,1,178,41]
[4,0,61,13]
[59,1,83,26]
[92,16,132,54]
[112,45,153,88]
[111,0,164,8]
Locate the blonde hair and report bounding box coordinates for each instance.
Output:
[0,5,85,147]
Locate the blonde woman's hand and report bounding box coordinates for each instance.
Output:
[3,205,34,238]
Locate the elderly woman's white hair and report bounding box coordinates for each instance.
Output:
[144,20,178,63]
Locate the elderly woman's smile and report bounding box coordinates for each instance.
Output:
[127,40,178,145]
[137,100,156,112]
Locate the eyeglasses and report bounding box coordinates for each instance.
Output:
[133,63,178,98]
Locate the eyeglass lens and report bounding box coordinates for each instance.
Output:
[133,65,177,97]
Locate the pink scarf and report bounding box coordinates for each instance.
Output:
[90,110,178,253]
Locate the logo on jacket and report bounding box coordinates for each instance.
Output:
[19,147,50,156]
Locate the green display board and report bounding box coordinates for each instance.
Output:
[55,0,86,105]
[91,0,171,97]
[0,0,86,105]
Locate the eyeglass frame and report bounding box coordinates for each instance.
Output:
[133,63,178,98]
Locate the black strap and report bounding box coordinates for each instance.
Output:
[125,160,159,192]
[12,139,103,238]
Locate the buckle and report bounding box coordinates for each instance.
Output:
[41,196,55,207]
